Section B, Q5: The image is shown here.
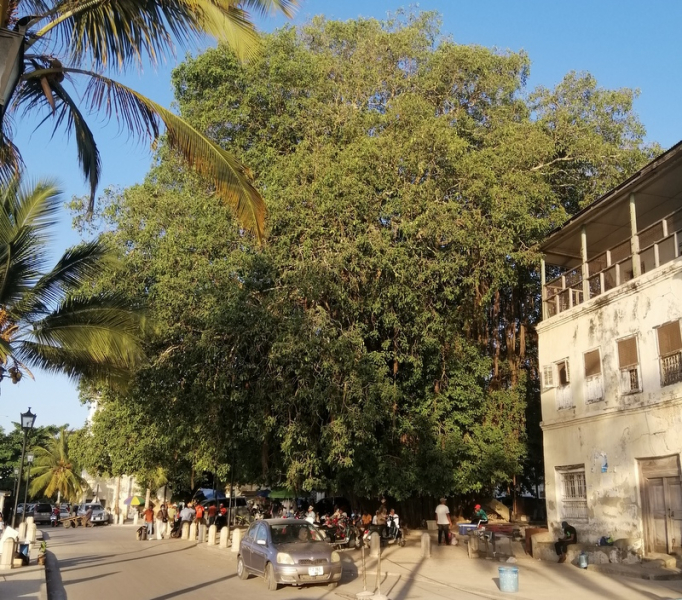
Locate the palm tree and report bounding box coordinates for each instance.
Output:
[0,1,297,240]
[29,427,87,502]
[0,175,146,388]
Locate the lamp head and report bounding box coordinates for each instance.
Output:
[20,408,36,430]
[26,453,34,464]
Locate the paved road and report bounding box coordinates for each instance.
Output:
[44,525,488,600]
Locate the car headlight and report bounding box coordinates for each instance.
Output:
[276,553,295,565]
[331,551,341,563]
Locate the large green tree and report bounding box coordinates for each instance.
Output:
[0,0,297,238]
[77,12,659,510]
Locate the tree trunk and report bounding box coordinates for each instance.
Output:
[145,487,151,510]
[114,476,121,515]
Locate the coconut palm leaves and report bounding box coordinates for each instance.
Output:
[29,427,87,501]
[0,1,298,240]
[0,176,146,387]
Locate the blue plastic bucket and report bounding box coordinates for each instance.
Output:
[498,566,519,593]
[18,543,29,558]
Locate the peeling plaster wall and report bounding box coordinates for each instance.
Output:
[538,261,682,542]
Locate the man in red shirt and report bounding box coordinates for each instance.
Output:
[144,505,155,539]
[195,502,205,525]
[207,502,217,527]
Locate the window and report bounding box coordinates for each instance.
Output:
[657,321,682,386]
[555,359,573,409]
[584,349,603,403]
[556,466,588,521]
[617,336,641,394]
[542,365,554,390]
[255,523,268,543]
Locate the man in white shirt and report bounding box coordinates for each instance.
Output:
[435,498,451,545]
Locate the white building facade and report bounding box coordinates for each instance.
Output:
[539,143,682,556]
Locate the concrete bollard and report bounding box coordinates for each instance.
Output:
[369,532,380,557]
[421,532,431,559]
[0,538,16,570]
[198,523,206,543]
[26,516,34,527]
[231,527,242,552]
[219,526,229,549]
[133,513,139,526]
[208,524,217,546]
[189,522,197,541]
[181,522,190,540]
[17,522,27,541]
[165,521,172,538]
[27,523,37,543]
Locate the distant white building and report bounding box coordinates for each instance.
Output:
[539,143,682,556]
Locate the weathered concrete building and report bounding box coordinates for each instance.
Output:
[539,143,682,557]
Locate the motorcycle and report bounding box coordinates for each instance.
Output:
[321,515,361,550]
[362,516,405,548]
[50,513,60,527]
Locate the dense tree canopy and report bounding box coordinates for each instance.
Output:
[77,12,659,506]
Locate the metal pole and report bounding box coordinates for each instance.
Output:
[229,446,235,526]
[11,429,27,528]
[22,461,31,524]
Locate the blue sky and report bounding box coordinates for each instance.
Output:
[3,0,681,432]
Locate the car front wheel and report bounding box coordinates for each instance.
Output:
[265,563,279,591]
[237,556,249,580]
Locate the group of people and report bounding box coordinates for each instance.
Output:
[434,498,489,545]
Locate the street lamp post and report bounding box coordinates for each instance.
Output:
[10,408,36,528]
[22,452,34,524]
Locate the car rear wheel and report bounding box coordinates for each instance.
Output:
[237,556,249,580]
[327,582,339,589]
[265,562,279,591]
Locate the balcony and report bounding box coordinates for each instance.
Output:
[543,208,682,318]
[661,352,682,386]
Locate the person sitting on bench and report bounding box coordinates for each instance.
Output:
[555,521,577,563]
[473,504,488,528]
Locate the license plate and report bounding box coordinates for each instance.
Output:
[308,566,324,576]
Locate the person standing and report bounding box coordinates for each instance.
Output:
[195,502,205,525]
[155,504,166,540]
[180,502,195,526]
[144,504,155,539]
[555,521,577,563]
[207,502,217,527]
[435,498,451,545]
[168,503,177,523]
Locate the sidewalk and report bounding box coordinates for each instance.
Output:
[205,529,682,600]
[343,534,682,600]
[0,531,47,600]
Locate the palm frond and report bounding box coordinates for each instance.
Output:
[19,240,117,318]
[33,0,296,69]
[17,68,101,208]
[70,67,265,238]
[0,130,23,191]
[17,293,146,388]
[0,178,60,310]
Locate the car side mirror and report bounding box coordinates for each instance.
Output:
[256,539,267,546]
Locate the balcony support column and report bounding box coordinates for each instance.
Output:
[581,226,590,301]
[630,193,641,278]
[541,258,546,319]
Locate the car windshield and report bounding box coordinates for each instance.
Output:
[85,505,102,511]
[270,522,325,544]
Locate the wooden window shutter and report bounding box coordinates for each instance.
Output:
[584,349,601,377]
[542,365,554,389]
[657,321,682,356]
[617,337,638,369]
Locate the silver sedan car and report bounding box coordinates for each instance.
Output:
[237,519,343,591]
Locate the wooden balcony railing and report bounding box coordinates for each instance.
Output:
[544,208,682,318]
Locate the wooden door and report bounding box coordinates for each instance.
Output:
[639,455,682,555]
[645,476,682,554]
